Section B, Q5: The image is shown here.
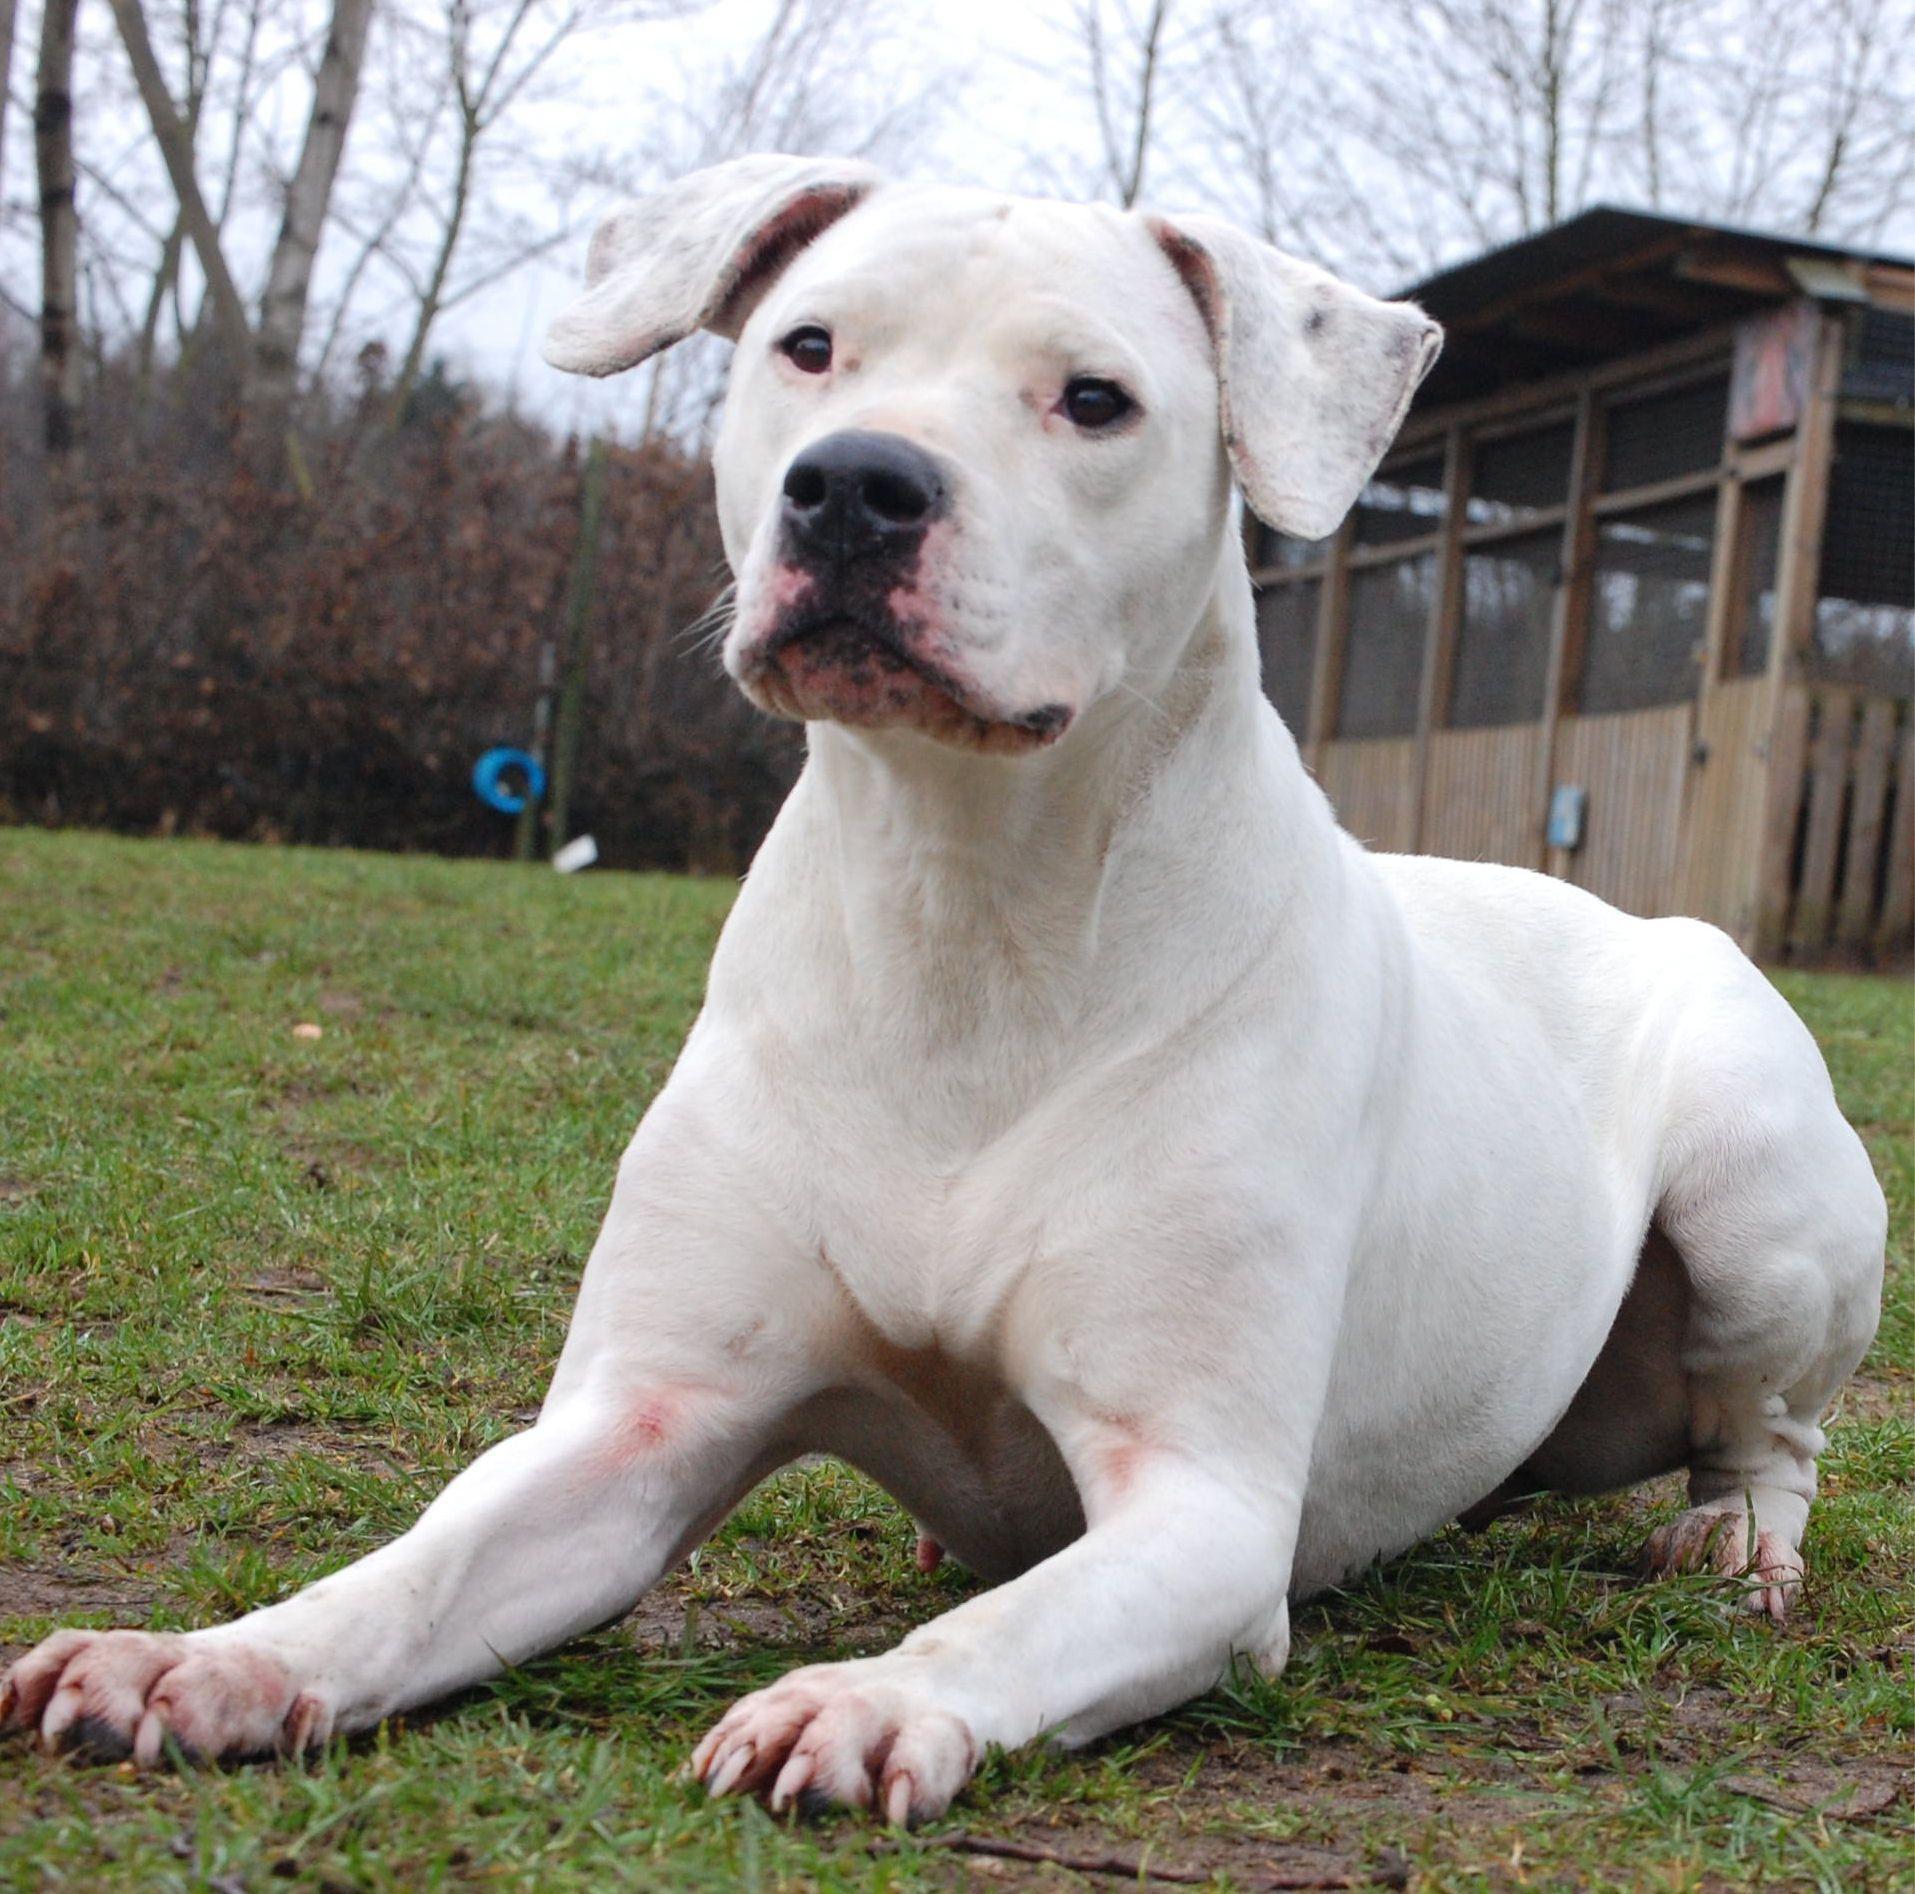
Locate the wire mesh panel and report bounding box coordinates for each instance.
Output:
[1466,421,1576,525]
[1338,555,1435,737]
[1256,580,1321,736]
[1353,454,1447,547]
[1581,493,1715,714]
[1842,307,1914,405]
[1451,532,1558,727]
[1726,477,1785,679]
[1811,423,1915,696]
[1601,376,1729,492]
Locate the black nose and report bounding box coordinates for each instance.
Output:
[781,430,947,565]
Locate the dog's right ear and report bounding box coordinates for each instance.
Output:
[543,154,884,378]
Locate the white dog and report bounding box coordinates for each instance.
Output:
[2,158,1886,1824]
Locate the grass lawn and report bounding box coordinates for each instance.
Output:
[0,828,1909,1891]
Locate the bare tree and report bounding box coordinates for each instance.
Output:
[109,0,256,367]
[1080,0,1173,206]
[385,0,603,414]
[36,0,84,462]
[253,0,375,417]
[108,0,376,427]
[1162,0,1915,285]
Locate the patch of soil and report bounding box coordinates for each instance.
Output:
[0,1564,161,1660]
[625,1578,916,1659]
[895,1733,1530,1890]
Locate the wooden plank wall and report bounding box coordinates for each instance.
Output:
[1318,738,1419,852]
[1765,684,1913,959]
[1421,725,1548,868]
[1551,706,1695,916]
[1675,675,1771,941]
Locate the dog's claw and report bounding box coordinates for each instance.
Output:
[0,1628,308,1764]
[697,1656,977,1821]
[707,1741,754,1799]
[769,1747,815,1813]
[1641,1510,1804,1621]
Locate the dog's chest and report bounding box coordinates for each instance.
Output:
[809,1145,1040,1361]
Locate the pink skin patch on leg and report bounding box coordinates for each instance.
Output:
[914,1535,944,1575]
[585,1380,728,1478]
[1090,1416,1156,1503]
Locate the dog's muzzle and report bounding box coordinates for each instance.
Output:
[737,429,1072,754]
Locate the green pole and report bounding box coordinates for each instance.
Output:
[512,641,554,863]
[545,435,609,859]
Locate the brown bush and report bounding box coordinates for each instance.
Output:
[0,348,799,873]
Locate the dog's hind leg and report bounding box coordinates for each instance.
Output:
[1633,956,1886,1621]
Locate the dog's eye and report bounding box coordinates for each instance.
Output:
[780,326,833,374]
[1061,378,1133,430]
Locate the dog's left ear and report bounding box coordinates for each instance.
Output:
[1147,213,1442,542]
[544,154,885,378]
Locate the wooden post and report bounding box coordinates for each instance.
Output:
[1789,689,1855,956]
[1875,723,1914,958]
[1753,311,1845,958]
[1409,426,1468,854]
[513,642,555,864]
[545,436,610,859]
[1303,516,1356,776]
[1835,696,1899,950]
[1536,391,1600,876]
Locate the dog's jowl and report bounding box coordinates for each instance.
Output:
[3,157,1885,1822]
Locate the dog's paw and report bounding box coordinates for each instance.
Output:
[690,1655,977,1824]
[0,1628,329,1765]
[1641,1509,1805,1622]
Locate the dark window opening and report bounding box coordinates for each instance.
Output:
[1338,555,1434,737]
[1842,307,1914,406]
[1811,423,1915,697]
[1601,375,1729,492]
[1451,532,1557,727]
[1256,580,1320,736]
[1581,493,1716,714]
[1354,454,1447,547]
[1466,420,1576,525]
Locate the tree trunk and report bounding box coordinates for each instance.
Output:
[135,217,186,408]
[108,0,252,373]
[390,109,477,418]
[252,0,375,425]
[0,0,19,216]
[35,0,82,465]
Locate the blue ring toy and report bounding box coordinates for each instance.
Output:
[472,746,546,815]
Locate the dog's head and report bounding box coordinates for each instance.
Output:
[545,156,1440,756]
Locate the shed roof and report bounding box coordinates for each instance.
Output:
[1398,206,1913,407]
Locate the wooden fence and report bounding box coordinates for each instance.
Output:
[1766,684,1913,960]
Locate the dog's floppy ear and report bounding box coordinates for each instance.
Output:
[543,154,884,378]
[1146,212,1442,542]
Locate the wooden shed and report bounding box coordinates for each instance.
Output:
[1252,209,1914,962]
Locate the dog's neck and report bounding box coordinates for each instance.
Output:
[727,543,1344,1085]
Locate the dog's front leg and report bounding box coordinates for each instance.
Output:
[695,1239,1332,1824]
[1,1103,832,1764]
[694,1453,1296,1823]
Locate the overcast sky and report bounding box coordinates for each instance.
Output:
[3,0,1907,441]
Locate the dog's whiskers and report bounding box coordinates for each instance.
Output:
[678,583,738,659]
